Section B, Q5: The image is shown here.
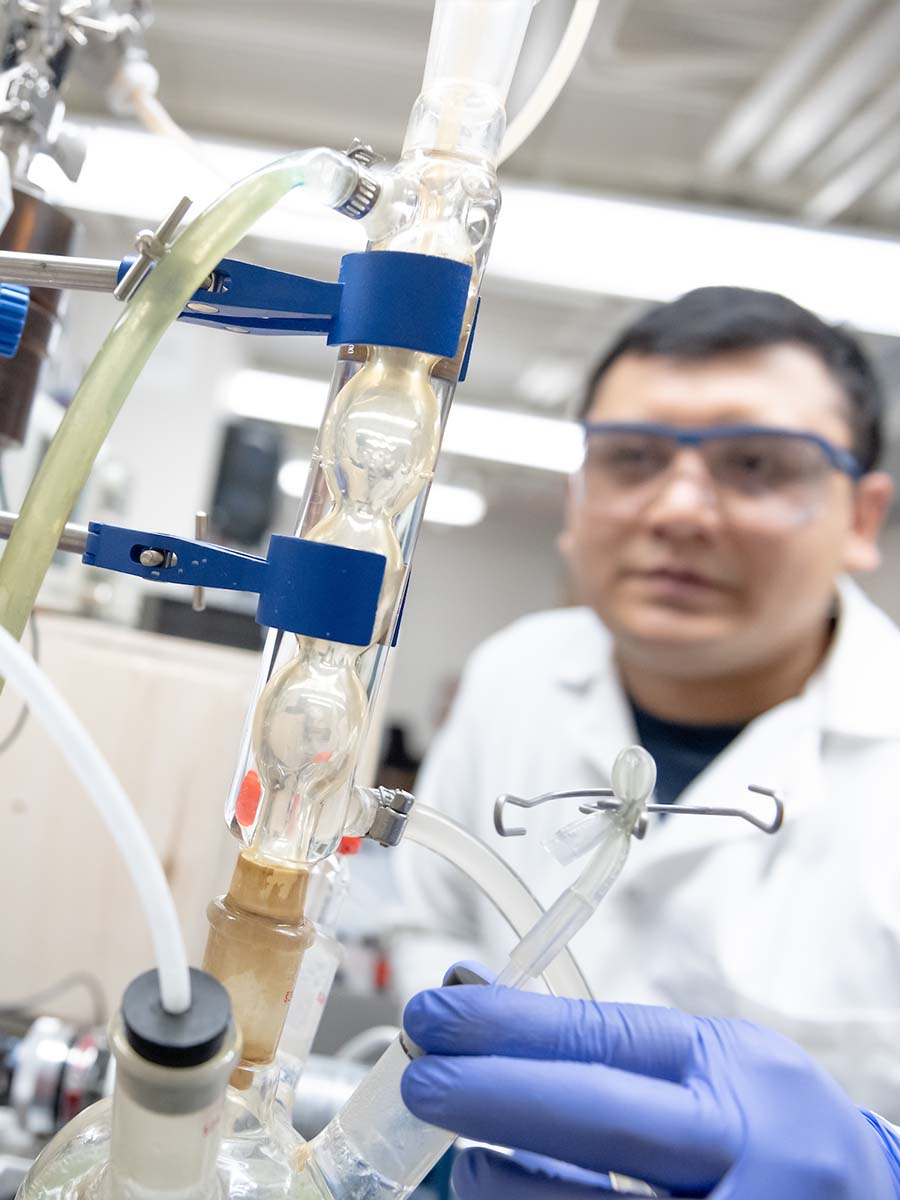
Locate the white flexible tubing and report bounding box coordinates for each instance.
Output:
[106,62,195,153]
[404,802,592,999]
[499,0,601,163]
[130,88,193,148]
[0,626,191,1014]
[129,87,231,183]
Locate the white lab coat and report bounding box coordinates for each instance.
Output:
[391,578,900,1119]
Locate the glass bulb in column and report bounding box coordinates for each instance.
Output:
[251,637,367,864]
[248,212,478,867]
[310,345,441,638]
[249,349,439,865]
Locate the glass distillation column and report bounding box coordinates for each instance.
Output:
[203,0,537,1093]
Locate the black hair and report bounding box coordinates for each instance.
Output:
[580,287,884,471]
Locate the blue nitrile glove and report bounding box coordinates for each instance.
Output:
[400,984,900,1199]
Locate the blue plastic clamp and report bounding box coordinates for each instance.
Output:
[0,283,29,358]
[118,250,473,360]
[329,252,471,359]
[82,522,386,646]
[116,257,342,336]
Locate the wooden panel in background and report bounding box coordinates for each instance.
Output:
[0,614,260,1021]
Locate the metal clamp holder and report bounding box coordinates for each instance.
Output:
[192,511,208,613]
[113,195,192,302]
[363,787,415,847]
[495,784,784,841]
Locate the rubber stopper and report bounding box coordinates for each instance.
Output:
[121,968,231,1068]
[443,964,490,987]
[339,836,362,855]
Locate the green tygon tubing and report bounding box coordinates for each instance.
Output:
[0,152,311,646]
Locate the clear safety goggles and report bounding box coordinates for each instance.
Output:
[576,422,863,527]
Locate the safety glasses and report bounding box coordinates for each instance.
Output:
[577,422,863,527]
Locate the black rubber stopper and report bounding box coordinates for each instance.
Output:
[443,965,490,987]
[121,969,231,1068]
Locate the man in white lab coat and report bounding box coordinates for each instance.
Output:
[393,286,900,1118]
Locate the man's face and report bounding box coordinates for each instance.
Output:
[559,345,892,677]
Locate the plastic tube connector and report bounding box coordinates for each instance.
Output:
[106,58,161,117]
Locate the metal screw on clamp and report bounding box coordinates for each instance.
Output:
[114,195,192,302]
[138,547,178,569]
[345,138,384,169]
[192,510,208,612]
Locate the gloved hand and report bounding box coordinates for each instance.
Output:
[401,984,900,1199]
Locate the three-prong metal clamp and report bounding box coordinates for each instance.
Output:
[495,783,785,841]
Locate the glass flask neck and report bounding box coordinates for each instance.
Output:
[225,1060,282,1128]
[107,1014,238,1200]
[307,854,350,931]
[202,853,313,1077]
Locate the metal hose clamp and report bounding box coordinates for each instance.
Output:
[336,139,382,220]
[364,786,415,847]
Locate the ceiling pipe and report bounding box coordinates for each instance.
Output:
[804,126,900,222]
[702,0,877,177]
[803,75,900,221]
[752,3,900,185]
[808,74,900,180]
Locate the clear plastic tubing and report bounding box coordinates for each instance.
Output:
[310,810,602,1199]
[311,750,656,1200]
[0,624,191,1013]
[495,817,630,988]
[405,803,591,1001]
[0,146,358,645]
[499,0,601,163]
